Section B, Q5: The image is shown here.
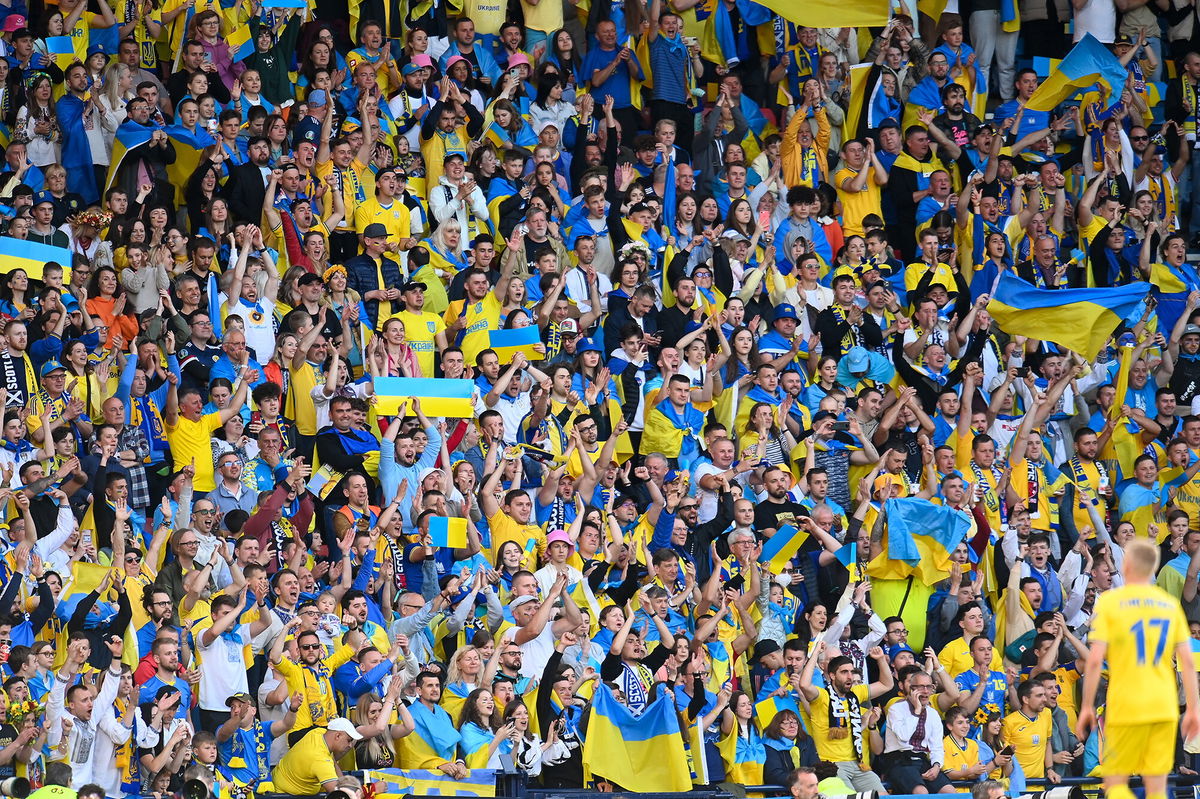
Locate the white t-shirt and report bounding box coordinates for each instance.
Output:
[1073,0,1117,41]
[196,622,250,710]
[503,620,557,680]
[693,462,724,524]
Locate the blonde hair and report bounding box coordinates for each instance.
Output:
[349,694,394,767]
[1124,537,1160,580]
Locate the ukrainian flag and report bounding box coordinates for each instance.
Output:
[428,516,468,548]
[1150,260,1200,334]
[868,497,969,586]
[757,523,809,573]
[0,237,73,279]
[752,0,888,26]
[224,8,254,62]
[105,121,158,191]
[165,124,213,206]
[987,271,1150,359]
[1026,34,1128,112]
[374,376,475,418]
[582,685,693,792]
[489,326,545,364]
[361,769,496,797]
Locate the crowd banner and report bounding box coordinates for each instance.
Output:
[750,0,889,27]
[374,377,475,418]
[488,327,545,364]
[360,768,497,797]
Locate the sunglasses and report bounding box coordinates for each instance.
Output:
[300,643,323,651]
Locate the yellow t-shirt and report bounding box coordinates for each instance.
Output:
[273,644,356,730]
[942,734,981,776]
[390,309,445,378]
[487,509,546,564]
[904,261,957,296]
[1090,582,1187,725]
[808,684,871,763]
[1001,709,1052,778]
[165,412,223,492]
[520,0,562,33]
[937,635,1002,676]
[272,727,339,794]
[315,158,374,231]
[288,361,322,437]
[445,293,503,363]
[353,197,412,246]
[834,166,882,238]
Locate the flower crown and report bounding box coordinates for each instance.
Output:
[68,209,112,229]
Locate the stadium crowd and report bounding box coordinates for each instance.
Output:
[0,0,1199,796]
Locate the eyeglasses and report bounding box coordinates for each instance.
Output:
[179,540,200,546]
[1131,135,1149,141]
[125,555,141,563]
[151,600,171,607]
[891,628,909,635]
[679,504,698,511]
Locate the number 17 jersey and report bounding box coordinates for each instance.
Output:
[1090,583,1188,725]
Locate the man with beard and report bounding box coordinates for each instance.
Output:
[223,137,272,223]
[269,617,355,731]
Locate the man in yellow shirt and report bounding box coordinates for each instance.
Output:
[164,375,251,493]
[444,232,517,362]
[353,168,417,251]
[797,640,893,792]
[835,137,887,237]
[1078,538,1200,799]
[268,617,357,730]
[938,603,1002,675]
[389,281,447,378]
[272,720,361,794]
[1001,680,1054,781]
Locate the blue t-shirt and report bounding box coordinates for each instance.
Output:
[954,668,1008,734]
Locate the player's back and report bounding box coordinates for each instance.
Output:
[1092,582,1187,725]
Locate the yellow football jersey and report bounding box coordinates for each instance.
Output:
[1091,583,1188,725]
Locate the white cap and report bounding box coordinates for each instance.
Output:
[328,717,364,741]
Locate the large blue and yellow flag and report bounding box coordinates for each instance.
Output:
[0,238,72,279]
[868,497,969,586]
[105,121,159,191]
[987,271,1150,359]
[582,685,693,792]
[165,124,213,206]
[1026,33,1128,112]
[374,376,475,418]
[361,769,496,797]
[1150,260,1200,334]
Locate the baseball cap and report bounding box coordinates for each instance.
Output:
[1114,33,1134,46]
[87,42,108,57]
[443,151,466,164]
[546,529,574,549]
[225,692,253,707]
[559,319,579,336]
[887,643,915,662]
[297,273,323,287]
[2,15,26,32]
[32,190,54,207]
[307,89,327,107]
[845,346,870,374]
[774,304,799,322]
[40,359,66,377]
[401,280,428,293]
[362,223,388,239]
[402,63,422,76]
[577,336,601,353]
[327,717,363,741]
[509,594,539,610]
[1185,325,1200,337]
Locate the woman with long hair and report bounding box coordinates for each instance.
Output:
[487,699,560,774]
[801,355,843,411]
[16,73,59,168]
[95,62,132,154]
[719,691,765,785]
[530,72,574,136]
[371,318,421,377]
[492,540,525,599]
[412,220,468,315]
[544,30,580,96]
[484,97,536,150]
[349,678,415,769]
[0,269,34,321]
[458,688,508,768]
[740,400,796,468]
[320,264,363,367]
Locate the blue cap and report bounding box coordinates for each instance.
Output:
[307,89,327,107]
[577,337,601,354]
[774,304,799,322]
[845,346,870,374]
[32,190,53,207]
[39,359,66,377]
[886,643,915,661]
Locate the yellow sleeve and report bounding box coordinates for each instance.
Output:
[955,432,972,473]
[273,656,304,690]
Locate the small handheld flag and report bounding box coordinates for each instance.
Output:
[429,517,468,549]
[757,523,809,573]
[488,327,544,364]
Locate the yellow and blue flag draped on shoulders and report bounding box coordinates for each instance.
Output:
[582,684,693,792]
[105,120,160,191]
[1026,34,1128,112]
[758,523,809,572]
[361,769,496,797]
[752,0,889,26]
[0,238,72,279]
[489,327,544,364]
[397,702,462,769]
[164,125,212,206]
[641,399,705,467]
[986,271,1150,359]
[868,497,969,586]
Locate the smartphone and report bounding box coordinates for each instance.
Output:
[508,68,520,79]
[82,528,93,549]
[831,421,851,432]
[1015,366,1029,378]
[999,745,1014,757]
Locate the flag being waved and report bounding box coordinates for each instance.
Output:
[1025,33,1128,111]
[582,684,693,792]
[986,271,1151,359]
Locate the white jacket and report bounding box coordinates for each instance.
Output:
[428,177,490,239]
[47,663,126,790]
